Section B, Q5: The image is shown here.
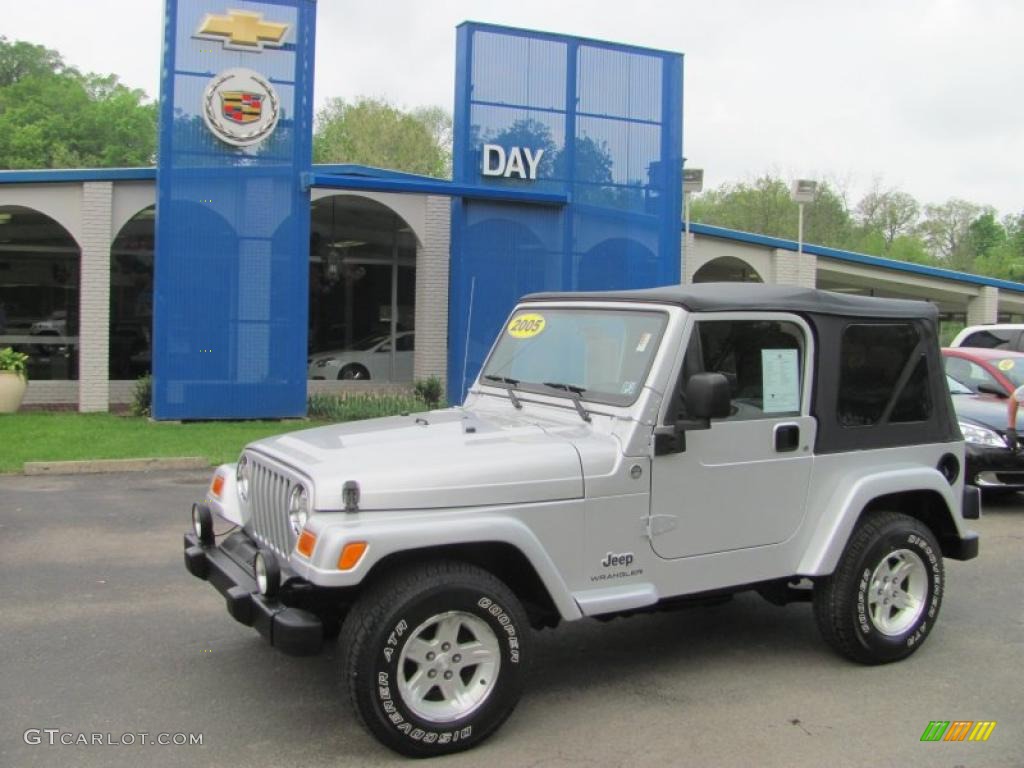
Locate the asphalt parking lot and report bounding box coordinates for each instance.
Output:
[1,470,1021,768]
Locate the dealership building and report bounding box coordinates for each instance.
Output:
[2,7,1023,415]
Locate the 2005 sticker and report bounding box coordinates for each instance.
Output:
[507,313,546,339]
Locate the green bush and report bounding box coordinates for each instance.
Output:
[413,376,445,407]
[0,347,29,377]
[307,392,426,422]
[131,374,152,417]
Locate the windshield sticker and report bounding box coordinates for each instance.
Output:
[621,381,638,395]
[636,332,652,353]
[997,358,1015,371]
[507,313,546,339]
[762,349,800,413]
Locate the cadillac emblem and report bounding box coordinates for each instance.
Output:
[202,68,279,147]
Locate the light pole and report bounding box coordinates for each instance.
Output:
[790,179,817,259]
[683,167,703,283]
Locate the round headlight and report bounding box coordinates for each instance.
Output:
[236,454,250,501]
[254,549,280,597]
[288,484,310,536]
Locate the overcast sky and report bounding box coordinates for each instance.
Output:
[4,0,1022,217]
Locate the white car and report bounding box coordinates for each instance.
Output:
[307,331,414,381]
[950,323,1024,351]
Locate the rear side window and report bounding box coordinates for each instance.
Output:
[838,324,931,426]
[961,329,1014,349]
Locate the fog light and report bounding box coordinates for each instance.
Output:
[254,549,280,597]
[192,503,214,546]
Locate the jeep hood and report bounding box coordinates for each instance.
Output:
[249,409,584,510]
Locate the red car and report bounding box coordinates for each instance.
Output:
[941,347,1024,398]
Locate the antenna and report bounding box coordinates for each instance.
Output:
[460,276,476,403]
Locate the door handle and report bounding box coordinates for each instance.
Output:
[774,423,800,453]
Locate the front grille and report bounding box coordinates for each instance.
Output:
[249,460,295,558]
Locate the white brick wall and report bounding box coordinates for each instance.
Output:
[77,182,113,411]
[413,195,451,387]
[967,286,999,325]
[772,247,817,288]
[681,231,698,284]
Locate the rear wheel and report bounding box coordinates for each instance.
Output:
[813,511,943,664]
[340,561,529,757]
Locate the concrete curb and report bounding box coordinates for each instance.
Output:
[23,457,211,476]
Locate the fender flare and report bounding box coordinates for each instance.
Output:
[797,466,958,576]
[291,510,583,621]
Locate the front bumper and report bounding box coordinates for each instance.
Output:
[183,530,323,656]
[965,443,1024,490]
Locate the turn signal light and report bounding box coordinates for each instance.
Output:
[210,473,225,499]
[296,530,317,557]
[337,541,368,571]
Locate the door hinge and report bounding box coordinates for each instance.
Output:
[644,514,678,539]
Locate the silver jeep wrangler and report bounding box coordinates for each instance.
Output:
[184,283,979,757]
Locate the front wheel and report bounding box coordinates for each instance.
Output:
[340,561,530,757]
[813,511,943,665]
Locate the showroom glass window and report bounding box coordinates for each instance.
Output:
[0,206,80,380]
[308,196,416,383]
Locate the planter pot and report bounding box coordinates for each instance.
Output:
[0,371,27,413]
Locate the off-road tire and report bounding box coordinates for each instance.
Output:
[814,511,943,665]
[340,560,530,757]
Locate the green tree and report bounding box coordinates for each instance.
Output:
[0,36,64,87]
[917,199,987,270]
[690,174,853,247]
[856,186,920,251]
[0,37,156,168]
[313,97,450,178]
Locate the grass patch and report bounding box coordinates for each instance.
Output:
[0,413,331,474]
[0,391,436,474]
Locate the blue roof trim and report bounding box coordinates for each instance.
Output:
[309,173,568,205]
[312,164,446,183]
[0,167,156,183]
[688,222,1024,295]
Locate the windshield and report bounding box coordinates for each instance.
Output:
[990,356,1024,388]
[946,375,973,395]
[480,307,668,406]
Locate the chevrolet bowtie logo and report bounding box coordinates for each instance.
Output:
[195,9,289,52]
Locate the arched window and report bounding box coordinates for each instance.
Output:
[693,256,763,283]
[0,205,81,380]
[307,195,417,382]
[110,206,154,378]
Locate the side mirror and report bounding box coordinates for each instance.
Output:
[685,372,732,420]
[653,372,732,456]
[978,381,1009,398]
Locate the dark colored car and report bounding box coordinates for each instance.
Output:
[941,347,1024,398]
[948,375,1024,492]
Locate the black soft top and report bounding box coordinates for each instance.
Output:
[524,283,937,320]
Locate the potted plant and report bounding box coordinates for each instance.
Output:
[0,347,29,413]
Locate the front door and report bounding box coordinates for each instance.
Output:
[650,314,816,560]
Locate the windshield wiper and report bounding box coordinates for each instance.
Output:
[542,382,591,423]
[482,375,522,409]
